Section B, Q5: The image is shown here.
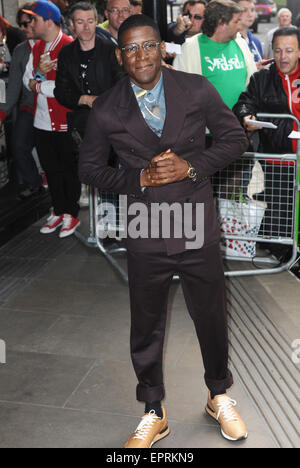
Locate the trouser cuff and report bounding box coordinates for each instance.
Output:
[136,383,165,403]
[204,369,233,395]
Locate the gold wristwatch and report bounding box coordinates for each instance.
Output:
[187,161,197,180]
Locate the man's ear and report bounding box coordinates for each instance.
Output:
[115,47,123,66]
[160,41,166,59]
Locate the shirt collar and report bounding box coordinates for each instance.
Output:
[131,73,164,100]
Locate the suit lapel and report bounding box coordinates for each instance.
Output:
[160,68,187,150]
[116,78,161,153]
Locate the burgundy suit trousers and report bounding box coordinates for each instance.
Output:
[127,242,233,403]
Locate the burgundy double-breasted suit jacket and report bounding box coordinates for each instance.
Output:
[79,67,248,255]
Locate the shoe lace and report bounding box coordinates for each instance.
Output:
[47,213,60,223]
[133,410,160,441]
[216,398,238,422]
[62,214,72,229]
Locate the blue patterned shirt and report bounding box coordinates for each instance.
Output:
[131,73,166,138]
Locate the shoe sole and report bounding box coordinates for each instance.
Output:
[150,425,170,448]
[205,405,248,442]
[40,222,63,234]
[59,222,81,239]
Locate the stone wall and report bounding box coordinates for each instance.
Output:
[1,0,22,25]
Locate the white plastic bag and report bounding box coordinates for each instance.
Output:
[218,197,266,258]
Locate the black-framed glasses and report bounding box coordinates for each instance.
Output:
[18,18,33,28]
[121,40,161,58]
[187,11,203,20]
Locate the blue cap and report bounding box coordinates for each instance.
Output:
[23,1,61,23]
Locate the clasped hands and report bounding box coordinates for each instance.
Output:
[140,149,189,187]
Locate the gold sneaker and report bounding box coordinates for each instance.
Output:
[206,392,248,441]
[124,407,170,448]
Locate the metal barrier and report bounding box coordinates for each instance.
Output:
[213,151,299,277]
[76,114,300,282]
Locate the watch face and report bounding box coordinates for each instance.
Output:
[189,167,196,178]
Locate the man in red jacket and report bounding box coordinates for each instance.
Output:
[23,0,81,239]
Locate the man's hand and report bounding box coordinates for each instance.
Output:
[141,149,189,187]
[243,115,263,133]
[78,95,98,108]
[37,58,57,76]
[173,15,192,36]
[29,79,38,92]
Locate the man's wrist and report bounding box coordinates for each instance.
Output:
[78,95,87,106]
[140,168,147,187]
[173,25,185,36]
[186,161,197,181]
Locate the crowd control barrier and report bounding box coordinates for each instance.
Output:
[76,114,300,283]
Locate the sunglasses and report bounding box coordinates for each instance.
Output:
[187,11,203,21]
[19,18,33,28]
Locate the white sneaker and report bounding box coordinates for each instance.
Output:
[40,211,63,234]
[79,185,89,207]
[59,214,81,239]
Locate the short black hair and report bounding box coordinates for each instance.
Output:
[130,0,143,6]
[68,1,98,21]
[272,27,300,49]
[16,3,33,26]
[118,14,161,46]
[183,0,207,12]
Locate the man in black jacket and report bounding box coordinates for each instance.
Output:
[234,27,300,251]
[233,27,300,154]
[55,1,122,140]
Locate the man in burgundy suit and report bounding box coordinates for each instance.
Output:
[79,14,249,448]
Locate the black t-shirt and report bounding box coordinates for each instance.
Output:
[79,47,96,95]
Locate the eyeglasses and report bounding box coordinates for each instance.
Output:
[107,7,131,15]
[187,11,203,21]
[121,40,161,58]
[18,18,33,28]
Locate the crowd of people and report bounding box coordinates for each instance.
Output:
[0,0,299,240]
[0,0,299,449]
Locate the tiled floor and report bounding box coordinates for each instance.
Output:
[1,218,298,448]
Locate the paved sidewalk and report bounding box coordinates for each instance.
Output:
[0,215,298,448]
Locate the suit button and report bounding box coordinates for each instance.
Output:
[189,137,195,143]
[130,148,135,153]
